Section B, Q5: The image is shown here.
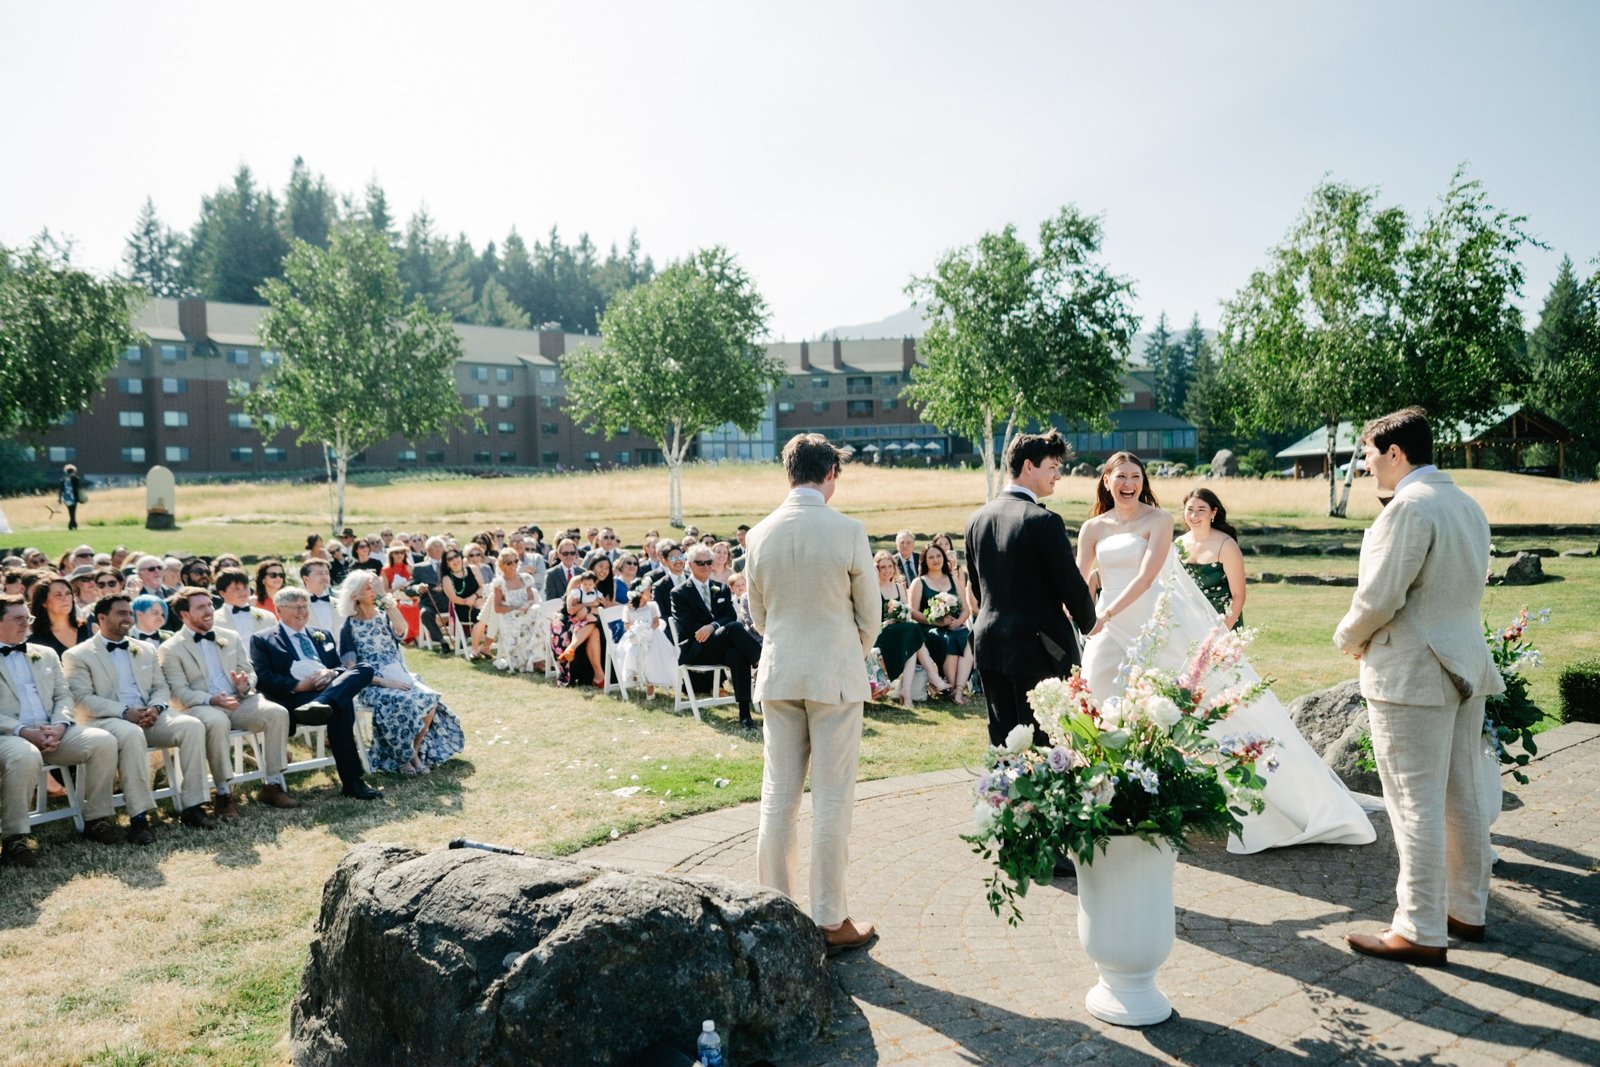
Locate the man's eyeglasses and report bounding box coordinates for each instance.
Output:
[559,549,577,558]
[139,565,161,572]
[689,559,712,568]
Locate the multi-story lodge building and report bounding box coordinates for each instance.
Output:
[20,297,1196,479]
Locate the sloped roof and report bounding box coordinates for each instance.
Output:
[1275,404,1570,459]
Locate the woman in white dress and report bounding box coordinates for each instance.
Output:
[618,578,678,696]
[486,548,542,672]
[1077,452,1375,855]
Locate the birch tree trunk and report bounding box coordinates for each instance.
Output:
[334,432,350,533]
[665,419,684,527]
[322,442,337,536]
[978,402,998,500]
[1334,449,1360,516]
[1324,420,1344,518]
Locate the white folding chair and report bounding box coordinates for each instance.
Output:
[27,763,84,832]
[668,618,737,723]
[598,604,629,697]
[539,599,567,680]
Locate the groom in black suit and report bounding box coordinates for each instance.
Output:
[965,429,1099,748]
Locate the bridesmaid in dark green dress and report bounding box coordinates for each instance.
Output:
[871,551,942,705]
[1177,487,1246,630]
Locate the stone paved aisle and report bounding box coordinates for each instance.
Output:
[583,724,1600,1066]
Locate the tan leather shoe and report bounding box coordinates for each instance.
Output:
[1447,916,1486,942]
[257,783,302,809]
[213,793,242,822]
[1346,928,1447,967]
[821,918,877,956]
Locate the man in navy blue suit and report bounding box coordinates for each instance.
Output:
[249,586,381,799]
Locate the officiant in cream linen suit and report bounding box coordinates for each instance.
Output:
[1334,407,1503,966]
[746,434,881,953]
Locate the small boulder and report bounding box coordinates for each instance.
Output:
[1211,449,1239,477]
[1072,461,1096,477]
[1501,552,1546,586]
[1560,548,1594,558]
[1286,680,1381,795]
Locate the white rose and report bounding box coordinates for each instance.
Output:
[1004,724,1034,754]
[1099,696,1123,728]
[973,800,998,836]
[1145,695,1182,729]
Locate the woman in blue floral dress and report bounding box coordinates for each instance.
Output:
[338,571,465,774]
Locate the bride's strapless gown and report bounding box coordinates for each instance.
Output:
[1081,532,1375,854]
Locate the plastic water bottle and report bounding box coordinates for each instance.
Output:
[696,1019,724,1067]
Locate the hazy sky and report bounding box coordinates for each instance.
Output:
[3,1,1596,340]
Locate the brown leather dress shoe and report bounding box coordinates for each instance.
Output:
[82,817,125,846]
[1447,917,1486,942]
[1,834,39,868]
[257,783,302,809]
[1346,928,1447,967]
[213,793,242,822]
[821,918,877,956]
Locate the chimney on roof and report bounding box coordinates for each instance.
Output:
[539,330,564,359]
[832,339,843,370]
[799,341,812,371]
[902,338,917,373]
[178,297,208,342]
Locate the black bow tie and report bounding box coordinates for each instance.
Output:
[0,644,24,656]
[105,641,129,652]
[193,631,217,643]
[230,606,252,614]
[310,594,331,603]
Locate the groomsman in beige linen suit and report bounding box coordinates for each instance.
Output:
[747,433,881,954]
[0,594,124,865]
[1334,407,1503,967]
[63,594,217,843]
[159,587,300,818]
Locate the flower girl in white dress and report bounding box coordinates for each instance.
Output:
[619,579,678,696]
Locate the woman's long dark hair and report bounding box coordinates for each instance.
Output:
[1183,487,1240,543]
[1092,452,1160,516]
[29,577,72,639]
[254,559,284,604]
[920,542,953,579]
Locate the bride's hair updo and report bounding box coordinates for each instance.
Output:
[1092,451,1159,516]
[1182,487,1240,542]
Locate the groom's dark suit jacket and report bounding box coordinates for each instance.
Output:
[964,491,1097,679]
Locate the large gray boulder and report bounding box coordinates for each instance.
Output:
[1286,680,1382,795]
[1210,449,1239,477]
[292,843,831,1067]
[1502,552,1546,585]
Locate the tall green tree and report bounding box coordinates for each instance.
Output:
[562,246,779,524]
[904,205,1138,499]
[186,164,290,304]
[1143,312,1178,415]
[282,156,337,248]
[469,276,531,329]
[0,239,142,439]
[1173,313,1204,415]
[359,179,397,247]
[122,197,189,297]
[1182,322,1230,458]
[241,225,470,531]
[500,229,539,322]
[1528,256,1600,466]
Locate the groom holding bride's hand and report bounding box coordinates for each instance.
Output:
[1335,406,1503,967]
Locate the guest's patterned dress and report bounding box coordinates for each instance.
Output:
[341,613,466,772]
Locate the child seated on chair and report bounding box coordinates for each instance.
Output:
[619,578,678,698]
[552,570,604,688]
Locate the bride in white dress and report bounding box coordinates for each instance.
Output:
[1077,452,1375,855]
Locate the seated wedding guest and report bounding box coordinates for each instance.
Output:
[708,541,735,585]
[583,527,601,554]
[682,525,700,544]
[326,542,349,587]
[347,539,382,576]
[0,593,125,861]
[2,569,22,597]
[304,533,328,562]
[871,550,946,706]
[160,587,299,816]
[22,548,51,570]
[728,572,760,642]
[381,542,412,593]
[638,535,662,577]
[442,547,488,658]
[212,553,243,573]
[337,571,465,775]
[597,527,620,561]
[378,526,396,547]
[64,545,96,573]
[179,557,213,591]
[552,570,604,688]
[891,529,920,587]
[619,578,677,697]
[254,559,287,617]
[337,527,357,556]
[403,538,449,650]
[584,553,619,609]
[129,594,173,644]
[909,541,976,704]
[614,554,641,604]
[250,586,381,800]
[544,539,582,600]
[525,525,549,560]
[651,540,689,624]
[300,559,341,635]
[110,545,130,571]
[487,548,542,673]
[29,577,90,658]
[215,568,275,642]
[63,594,216,837]
[673,545,762,728]
[731,525,750,572]
[69,567,101,618]
[1178,487,1247,631]
[405,532,426,566]
[160,557,183,595]
[509,532,547,586]
[464,543,494,589]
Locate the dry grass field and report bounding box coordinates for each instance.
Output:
[0,464,1595,1065]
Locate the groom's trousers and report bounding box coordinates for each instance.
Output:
[1367,679,1493,948]
[982,669,1053,748]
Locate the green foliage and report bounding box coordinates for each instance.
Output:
[1144,311,1193,417]
[0,440,48,495]
[1558,658,1600,724]
[185,165,290,304]
[468,277,531,329]
[562,246,779,523]
[121,197,189,297]
[0,239,143,439]
[1528,255,1600,463]
[282,156,337,249]
[1485,609,1545,783]
[905,205,1138,498]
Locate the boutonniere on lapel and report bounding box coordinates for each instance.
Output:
[27,651,41,663]
[127,644,141,658]
[312,630,335,652]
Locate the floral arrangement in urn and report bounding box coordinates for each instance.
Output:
[964,589,1278,924]
[1484,606,1551,784]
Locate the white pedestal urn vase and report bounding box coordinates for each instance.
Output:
[1075,835,1176,1026]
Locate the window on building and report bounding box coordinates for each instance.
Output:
[540,395,559,410]
[228,412,254,429]
[118,378,143,395]
[784,377,796,390]
[617,425,630,436]
[879,374,901,388]
[163,411,189,428]
[164,446,189,463]
[615,451,630,466]
[122,346,143,363]
[121,447,146,464]
[540,421,559,435]
[539,368,557,384]
[47,446,76,463]
[541,451,560,465]
[847,376,871,395]
[497,422,515,434]
[471,366,489,381]
[813,401,830,413]
[263,447,287,463]
[1121,390,1136,405]
[847,399,874,418]
[777,401,797,414]
[260,350,280,367]
[160,343,187,362]
[498,451,516,464]
[162,378,186,395]
[227,348,250,365]
[882,397,898,412]
[398,449,418,463]
[118,411,145,428]
[583,451,601,463]
[425,450,446,463]
[496,395,514,409]
[811,375,829,389]
[474,394,490,408]
[495,368,512,383]
[229,447,254,463]
[473,450,492,464]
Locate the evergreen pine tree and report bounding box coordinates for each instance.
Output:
[469,276,531,329]
[1143,312,1175,414]
[500,229,540,323]
[1183,328,1227,459]
[1528,256,1600,469]
[283,156,337,248]
[187,165,289,304]
[122,196,188,297]
[399,209,444,308]
[361,179,397,246]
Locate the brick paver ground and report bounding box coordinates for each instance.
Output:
[584,723,1600,1066]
